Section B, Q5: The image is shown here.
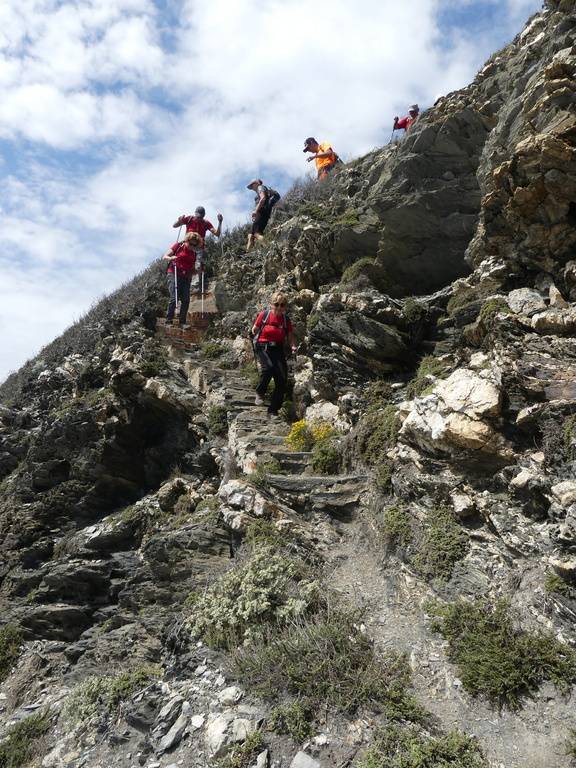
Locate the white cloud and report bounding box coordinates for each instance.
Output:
[0,0,543,381]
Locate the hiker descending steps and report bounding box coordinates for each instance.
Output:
[250,292,297,418]
[162,231,203,327]
[303,137,339,180]
[173,206,223,288]
[246,179,281,252]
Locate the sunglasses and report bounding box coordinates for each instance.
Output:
[274,302,287,307]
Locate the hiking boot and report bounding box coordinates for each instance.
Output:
[255,394,265,405]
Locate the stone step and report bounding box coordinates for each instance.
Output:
[264,473,370,516]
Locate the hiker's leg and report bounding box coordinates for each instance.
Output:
[191,250,204,291]
[255,346,274,397]
[268,350,288,414]
[166,273,176,321]
[179,275,191,324]
[246,233,254,251]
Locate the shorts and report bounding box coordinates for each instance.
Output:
[252,209,271,235]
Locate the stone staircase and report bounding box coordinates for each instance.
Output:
[156,294,370,522]
[157,285,219,350]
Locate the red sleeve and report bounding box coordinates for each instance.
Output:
[204,220,213,233]
[170,242,180,252]
[396,117,409,129]
[255,311,265,326]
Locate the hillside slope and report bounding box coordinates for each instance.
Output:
[1,3,576,767]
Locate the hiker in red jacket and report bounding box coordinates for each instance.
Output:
[173,207,223,285]
[162,231,203,327]
[251,292,297,417]
[394,104,420,133]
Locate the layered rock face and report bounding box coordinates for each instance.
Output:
[1,3,576,768]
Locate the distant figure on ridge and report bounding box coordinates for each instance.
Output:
[303,137,339,180]
[173,207,223,287]
[162,231,203,327]
[246,179,281,252]
[250,292,297,418]
[393,104,420,135]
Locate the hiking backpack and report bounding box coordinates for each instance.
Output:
[254,309,289,343]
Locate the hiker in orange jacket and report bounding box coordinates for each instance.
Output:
[303,137,339,180]
[394,104,420,133]
[162,231,203,327]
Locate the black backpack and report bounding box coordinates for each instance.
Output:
[256,185,281,213]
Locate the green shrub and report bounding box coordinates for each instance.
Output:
[406,356,450,399]
[248,459,283,489]
[279,399,297,423]
[0,712,51,768]
[429,600,576,710]
[366,380,393,406]
[217,731,264,768]
[269,700,315,742]
[241,361,261,388]
[245,520,288,549]
[382,506,412,548]
[334,208,360,227]
[412,508,468,582]
[188,549,321,649]
[340,258,401,295]
[357,405,400,466]
[232,610,423,720]
[307,312,320,331]
[374,459,394,493]
[402,298,428,325]
[357,725,487,768]
[208,405,229,436]
[478,298,511,326]
[201,342,228,359]
[0,625,22,683]
[139,338,168,377]
[311,438,340,474]
[564,415,576,461]
[64,665,161,723]
[544,572,575,598]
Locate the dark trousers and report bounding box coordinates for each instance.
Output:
[166,272,192,323]
[255,344,288,414]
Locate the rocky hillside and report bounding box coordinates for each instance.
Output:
[1,2,576,767]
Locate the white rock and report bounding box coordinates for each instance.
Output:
[549,284,568,308]
[205,713,258,758]
[190,714,206,731]
[218,686,243,706]
[304,401,349,431]
[251,750,269,768]
[507,288,546,316]
[510,469,536,490]
[451,492,476,518]
[290,752,321,768]
[435,369,501,418]
[551,481,576,508]
[157,704,190,754]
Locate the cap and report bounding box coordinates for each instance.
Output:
[303,137,316,152]
[246,179,263,189]
[195,206,205,216]
[409,104,419,112]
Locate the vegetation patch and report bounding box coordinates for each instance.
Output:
[311,436,341,475]
[188,549,321,649]
[208,405,229,436]
[307,312,320,331]
[357,725,487,768]
[402,298,428,325]
[269,700,315,742]
[446,286,482,316]
[382,506,413,549]
[241,361,261,389]
[340,258,401,295]
[334,208,361,227]
[279,398,297,423]
[0,712,51,768]
[545,572,575,598]
[64,665,160,723]
[566,729,576,761]
[139,337,169,377]
[412,508,468,582]
[374,459,394,493]
[564,414,576,462]
[429,600,576,710]
[357,404,400,466]
[201,342,228,359]
[216,731,264,768]
[286,420,336,452]
[232,610,423,720]
[406,356,450,399]
[0,625,22,683]
[478,298,512,326]
[248,459,283,489]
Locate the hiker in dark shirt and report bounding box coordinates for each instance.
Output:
[246,179,280,252]
[251,292,296,417]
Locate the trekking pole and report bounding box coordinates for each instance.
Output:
[201,270,205,318]
[389,128,396,143]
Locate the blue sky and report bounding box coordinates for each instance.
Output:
[0,0,542,381]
